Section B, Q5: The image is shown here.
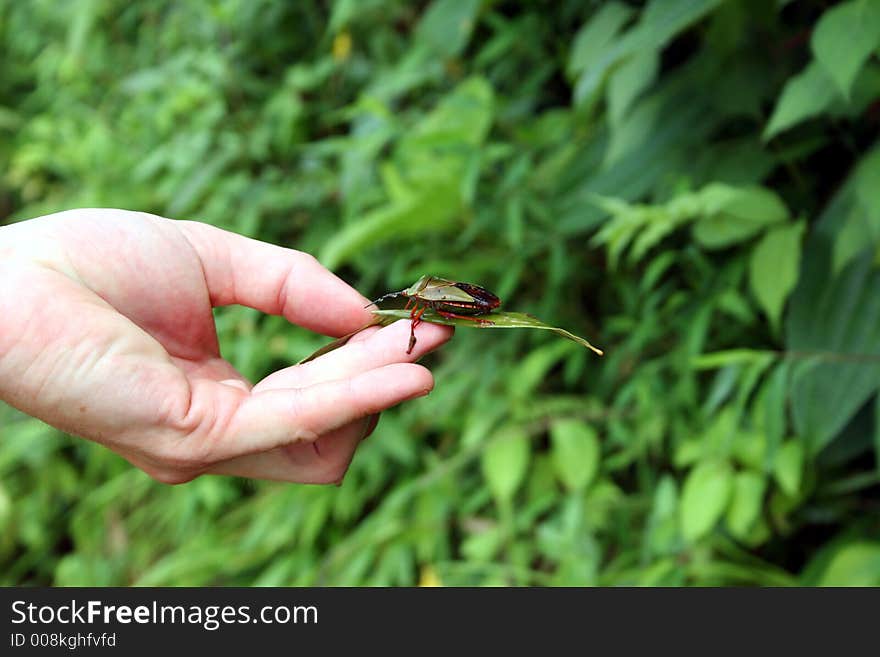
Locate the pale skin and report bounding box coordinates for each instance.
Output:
[0,209,453,484]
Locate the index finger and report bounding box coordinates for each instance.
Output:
[177,220,372,337]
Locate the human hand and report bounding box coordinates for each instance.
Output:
[0,209,452,484]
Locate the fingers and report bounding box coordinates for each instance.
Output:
[176,220,372,337]
[171,355,253,390]
[215,362,433,459]
[191,320,449,481]
[207,416,373,483]
[254,320,453,392]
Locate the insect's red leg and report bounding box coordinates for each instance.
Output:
[436,310,494,325]
[407,305,427,354]
[404,297,413,311]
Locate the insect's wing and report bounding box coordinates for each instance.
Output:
[419,278,477,303]
[404,274,434,296]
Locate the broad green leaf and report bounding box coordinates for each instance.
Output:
[817,541,880,586]
[571,0,721,106]
[730,431,767,472]
[638,0,723,46]
[680,460,734,542]
[764,62,839,139]
[319,78,493,269]
[725,471,767,541]
[788,255,880,453]
[811,0,880,99]
[607,49,659,125]
[833,206,875,275]
[461,526,504,562]
[568,2,634,78]
[549,420,601,492]
[757,361,790,471]
[593,182,791,264]
[875,395,880,474]
[693,184,790,248]
[647,476,679,556]
[295,319,380,365]
[787,146,880,452]
[748,221,805,332]
[318,182,463,269]
[481,426,531,504]
[404,76,494,148]
[833,147,880,273]
[508,340,575,399]
[773,441,805,497]
[369,309,604,355]
[415,0,481,59]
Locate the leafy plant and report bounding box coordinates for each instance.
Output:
[1,0,878,586]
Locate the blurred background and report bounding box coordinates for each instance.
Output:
[1,0,879,586]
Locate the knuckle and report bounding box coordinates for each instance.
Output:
[153,437,214,474]
[311,461,350,485]
[295,250,320,268]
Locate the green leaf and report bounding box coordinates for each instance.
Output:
[833,147,880,273]
[404,76,494,148]
[833,206,875,275]
[607,50,659,125]
[319,78,493,269]
[481,426,531,504]
[415,0,481,59]
[647,476,679,556]
[764,62,839,139]
[680,460,734,542]
[811,0,880,99]
[835,148,880,270]
[508,340,575,399]
[638,0,723,46]
[693,184,790,248]
[748,221,805,332]
[549,420,601,492]
[758,361,790,472]
[788,255,880,453]
[816,541,880,586]
[319,181,463,269]
[773,441,805,497]
[296,320,382,365]
[568,2,634,79]
[571,0,721,106]
[461,526,504,562]
[875,395,880,474]
[370,309,604,355]
[725,471,767,542]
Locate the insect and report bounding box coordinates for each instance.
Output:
[367,275,502,354]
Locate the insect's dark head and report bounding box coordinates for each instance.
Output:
[453,282,501,310]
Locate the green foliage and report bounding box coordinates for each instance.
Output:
[1,0,879,586]
[371,308,604,354]
[811,0,880,99]
[749,221,804,333]
[680,460,734,542]
[550,420,600,493]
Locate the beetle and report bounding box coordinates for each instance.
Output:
[367,275,501,354]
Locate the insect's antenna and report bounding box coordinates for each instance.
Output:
[364,291,403,308]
